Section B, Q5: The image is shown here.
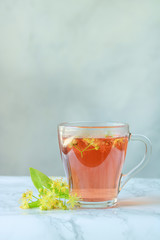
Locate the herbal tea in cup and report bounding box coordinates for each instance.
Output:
[58,122,151,208]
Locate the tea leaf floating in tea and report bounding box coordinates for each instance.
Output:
[20,168,81,210]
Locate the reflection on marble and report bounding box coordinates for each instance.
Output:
[0,177,160,240]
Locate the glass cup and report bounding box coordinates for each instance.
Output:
[58,122,152,208]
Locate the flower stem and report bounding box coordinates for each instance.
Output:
[33,195,39,200]
[82,143,92,152]
[85,148,96,151]
[73,145,82,152]
[73,142,96,158]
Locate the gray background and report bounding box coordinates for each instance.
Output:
[0,0,159,177]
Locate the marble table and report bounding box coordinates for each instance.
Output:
[0,177,160,240]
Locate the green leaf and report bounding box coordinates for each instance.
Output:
[58,189,69,199]
[29,168,52,191]
[28,200,40,208]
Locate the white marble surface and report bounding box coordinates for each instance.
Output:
[0,177,160,240]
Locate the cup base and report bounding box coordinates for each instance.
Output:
[78,198,117,209]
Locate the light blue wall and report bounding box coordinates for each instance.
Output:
[0,0,159,177]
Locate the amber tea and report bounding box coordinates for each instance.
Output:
[61,137,128,202]
[58,122,151,208]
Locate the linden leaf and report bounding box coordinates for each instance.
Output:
[28,200,40,208]
[29,168,52,191]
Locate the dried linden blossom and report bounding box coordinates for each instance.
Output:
[82,138,100,149]
[68,139,78,148]
[112,138,125,147]
[68,138,100,158]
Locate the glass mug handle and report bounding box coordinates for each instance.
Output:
[119,133,152,192]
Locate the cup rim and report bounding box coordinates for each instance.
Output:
[58,121,129,129]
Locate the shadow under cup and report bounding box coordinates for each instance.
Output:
[58,122,151,208]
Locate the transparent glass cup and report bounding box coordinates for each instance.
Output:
[58,122,152,208]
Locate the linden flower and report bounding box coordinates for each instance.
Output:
[20,190,33,209]
[26,190,33,200]
[39,190,57,210]
[52,180,62,191]
[20,199,29,209]
[95,146,100,150]
[57,200,68,210]
[20,172,81,211]
[113,139,121,145]
[52,179,68,190]
[60,186,68,193]
[67,193,80,209]
[83,138,95,144]
[68,139,78,148]
[39,188,69,210]
[72,139,78,145]
[83,138,100,148]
